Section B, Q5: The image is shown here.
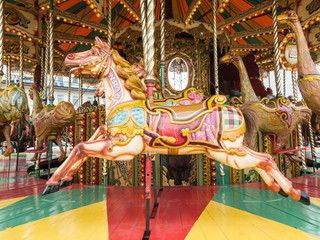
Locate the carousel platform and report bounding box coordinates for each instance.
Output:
[1,153,320,240]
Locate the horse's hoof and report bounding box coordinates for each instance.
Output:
[299,191,310,205]
[41,184,60,195]
[278,188,288,197]
[60,180,72,189]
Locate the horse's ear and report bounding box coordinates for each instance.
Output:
[95,37,109,48]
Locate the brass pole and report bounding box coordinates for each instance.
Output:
[272,0,282,97]
[160,0,166,91]
[47,9,54,105]
[6,58,11,87]
[19,36,24,88]
[213,0,224,179]
[0,0,4,87]
[292,70,306,170]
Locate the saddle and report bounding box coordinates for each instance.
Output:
[145,95,226,122]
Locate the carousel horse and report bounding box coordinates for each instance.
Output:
[29,68,76,162]
[278,11,320,126]
[220,51,312,149]
[0,86,30,156]
[41,37,310,206]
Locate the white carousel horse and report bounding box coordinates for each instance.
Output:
[41,37,310,205]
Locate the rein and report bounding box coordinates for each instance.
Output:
[79,46,112,79]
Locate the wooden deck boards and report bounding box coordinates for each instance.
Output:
[1,154,320,239]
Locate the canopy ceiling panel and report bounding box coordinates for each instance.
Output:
[3,0,320,73]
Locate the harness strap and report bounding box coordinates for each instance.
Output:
[78,46,112,79]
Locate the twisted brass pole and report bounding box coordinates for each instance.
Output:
[283,69,286,96]
[68,72,71,102]
[41,40,47,104]
[145,0,156,100]
[213,0,224,178]
[6,59,11,87]
[78,74,83,106]
[0,0,4,88]
[140,0,148,70]
[308,120,316,162]
[292,70,306,170]
[48,9,54,105]
[213,0,219,96]
[103,0,113,185]
[19,36,24,88]
[160,0,165,90]
[272,0,282,97]
[107,0,112,45]
[42,27,49,104]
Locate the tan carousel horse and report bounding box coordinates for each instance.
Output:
[29,70,76,162]
[42,37,310,205]
[278,10,320,125]
[0,86,30,156]
[220,51,312,150]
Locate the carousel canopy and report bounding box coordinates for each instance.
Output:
[3,0,320,78]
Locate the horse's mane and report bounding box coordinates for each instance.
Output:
[111,49,147,100]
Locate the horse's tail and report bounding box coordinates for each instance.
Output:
[240,102,261,149]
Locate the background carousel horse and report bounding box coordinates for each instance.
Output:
[220,51,312,150]
[42,37,310,206]
[29,66,76,162]
[278,10,320,127]
[0,86,30,156]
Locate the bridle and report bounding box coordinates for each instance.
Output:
[78,45,112,79]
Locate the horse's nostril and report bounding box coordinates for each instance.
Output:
[67,54,74,59]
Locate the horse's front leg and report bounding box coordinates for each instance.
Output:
[3,125,13,157]
[55,135,66,162]
[30,137,43,162]
[88,125,108,141]
[43,135,145,194]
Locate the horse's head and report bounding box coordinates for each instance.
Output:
[65,37,112,78]
[95,82,105,98]
[290,100,312,125]
[277,10,298,24]
[220,51,241,65]
[29,84,39,100]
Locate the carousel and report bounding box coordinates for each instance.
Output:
[0,0,320,239]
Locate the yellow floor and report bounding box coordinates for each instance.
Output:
[0,201,108,240]
[0,197,27,209]
[186,201,320,240]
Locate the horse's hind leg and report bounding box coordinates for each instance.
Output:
[56,135,66,162]
[207,146,309,205]
[243,147,309,204]
[253,167,288,197]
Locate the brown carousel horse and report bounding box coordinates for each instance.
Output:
[278,11,320,129]
[42,37,310,206]
[29,66,76,162]
[220,51,312,150]
[0,86,30,156]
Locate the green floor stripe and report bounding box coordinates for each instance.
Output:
[0,186,106,231]
[314,174,320,178]
[213,185,320,237]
